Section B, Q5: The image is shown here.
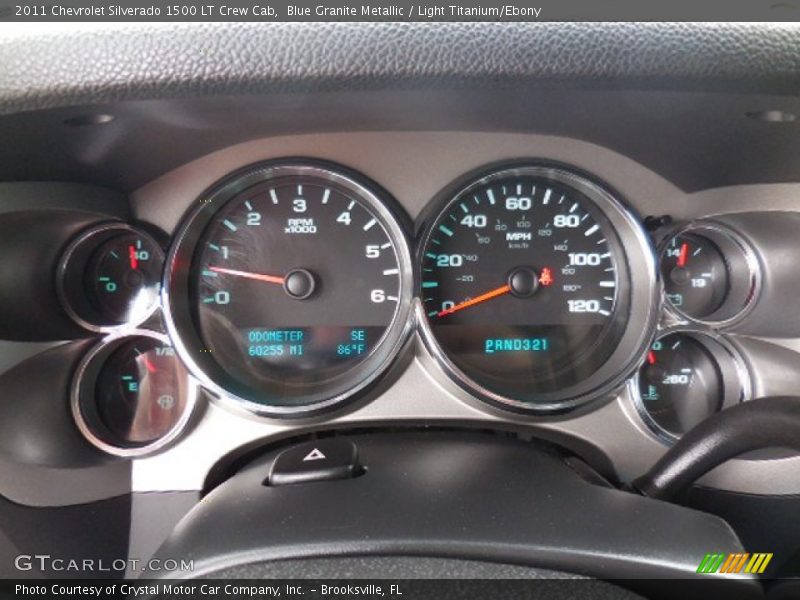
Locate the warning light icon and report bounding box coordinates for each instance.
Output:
[539,267,554,287]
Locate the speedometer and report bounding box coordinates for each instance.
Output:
[417,164,659,413]
[164,161,413,417]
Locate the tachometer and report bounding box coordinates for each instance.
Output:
[164,161,413,417]
[417,164,658,412]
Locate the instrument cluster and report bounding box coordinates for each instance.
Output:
[56,158,778,458]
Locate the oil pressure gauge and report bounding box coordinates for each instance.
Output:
[59,223,165,331]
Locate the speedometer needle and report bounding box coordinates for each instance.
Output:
[437,284,511,317]
[207,266,285,285]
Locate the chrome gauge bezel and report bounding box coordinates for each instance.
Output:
[57,222,165,333]
[163,160,415,419]
[71,329,199,458]
[659,221,762,329]
[629,326,752,445]
[415,163,661,415]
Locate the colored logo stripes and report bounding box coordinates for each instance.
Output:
[697,553,773,574]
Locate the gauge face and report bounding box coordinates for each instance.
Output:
[165,162,412,415]
[660,224,760,326]
[419,166,647,410]
[637,333,724,439]
[662,233,729,319]
[60,224,164,330]
[95,338,188,444]
[86,233,163,325]
[73,334,196,457]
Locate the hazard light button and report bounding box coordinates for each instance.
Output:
[266,439,362,486]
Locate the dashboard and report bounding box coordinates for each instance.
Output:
[3,21,800,590]
[3,127,800,507]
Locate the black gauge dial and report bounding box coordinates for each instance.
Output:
[72,334,195,457]
[59,224,164,330]
[662,233,729,319]
[95,338,189,444]
[165,162,412,416]
[86,233,163,324]
[637,333,724,439]
[660,224,760,326]
[418,166,647,411]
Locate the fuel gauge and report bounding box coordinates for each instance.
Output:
[72,332,197,457]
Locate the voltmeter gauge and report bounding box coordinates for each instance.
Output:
[59,223,165,331]
[660,223,760,327]
[662,233,729,319]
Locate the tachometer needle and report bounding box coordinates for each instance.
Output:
[207,266,285,285]
[128,245,138,270]
[437,284,511,317]
[677,242,689,267]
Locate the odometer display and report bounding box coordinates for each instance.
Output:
[165,162,413,416]
[419,165,646,411]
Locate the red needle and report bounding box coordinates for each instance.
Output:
[677,242,689,267]
[208,265,285,285]
[128,245,138,270]
[437,284,511,317]
[142,356,157,374]
[647,351,657,365]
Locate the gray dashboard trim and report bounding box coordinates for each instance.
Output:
[3,132,800,507]
[124,131,800,501]
[2,23,800,116]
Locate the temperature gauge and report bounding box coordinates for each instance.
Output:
[634,331,750,442]
[72,332,197,457]
[59,223,165,331]
[660,223,760,326]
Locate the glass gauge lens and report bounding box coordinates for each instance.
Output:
[73,334,196,457]
[419,168,634,407]
[85,233,163,325]
[94,338,188,445]
[166,162,412,414]
[637,333,723,438]
[59,224,165,330]
[662,233,729,319]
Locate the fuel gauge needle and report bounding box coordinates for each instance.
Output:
[207,266,285,285]
[437,284,511,317]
